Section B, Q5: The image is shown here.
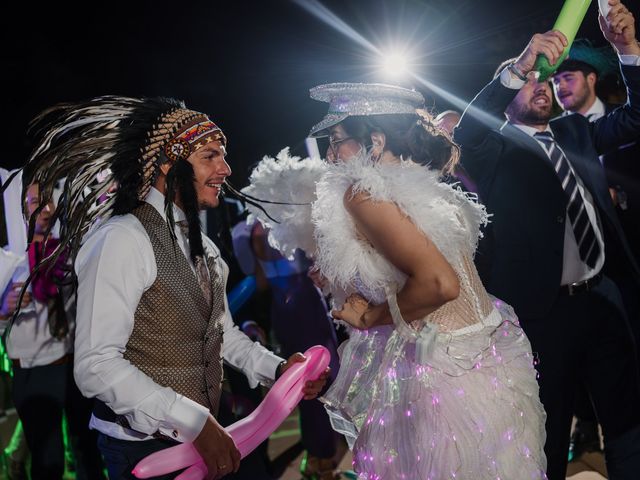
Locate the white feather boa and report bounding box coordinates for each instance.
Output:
[312,155,489,300]
[244,149,489,303]
[242,148,327,259]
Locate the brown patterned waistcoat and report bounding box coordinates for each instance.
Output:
[124,203,225,416]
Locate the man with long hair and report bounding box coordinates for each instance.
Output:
[7,96,327,479]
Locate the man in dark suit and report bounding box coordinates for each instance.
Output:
[552,39,640,462]
[454,1,640,479]
[553,39,640,313]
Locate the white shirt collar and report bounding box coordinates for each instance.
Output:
[581,97,606,121]
[561,96,606,120]
[144,187,187,223]
[511,123,552,138]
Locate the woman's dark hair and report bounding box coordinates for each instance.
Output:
[338,112,460,175]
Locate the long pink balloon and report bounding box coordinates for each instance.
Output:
[132,345,331,479]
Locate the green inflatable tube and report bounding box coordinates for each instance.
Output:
[534,0,593,81]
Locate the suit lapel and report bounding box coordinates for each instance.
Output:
[501,122,607,205]
[500,123,560,175]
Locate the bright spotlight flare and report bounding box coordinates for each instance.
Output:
[382,51,410,77]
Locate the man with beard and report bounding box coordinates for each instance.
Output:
[552,40,620,118]
[552,39,640,462]
[8,96,328,480]
[454,1,640,478]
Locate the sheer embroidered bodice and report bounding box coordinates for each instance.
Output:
[426,253,494,331]
[352,243,493,333]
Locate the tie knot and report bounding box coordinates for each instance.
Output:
[534,131,554,143]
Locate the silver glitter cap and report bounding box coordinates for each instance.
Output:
[308,82,424,137]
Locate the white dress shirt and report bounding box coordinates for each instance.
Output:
[3,297,73,368]
[74,188,283,443]
[1,168,73,365]
[582,97,607,121]
[511,124,606,285]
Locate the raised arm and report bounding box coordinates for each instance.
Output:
[454,77,517,151]
[332,187,460,329]
[592,0,640,153]
[454,31,567,177]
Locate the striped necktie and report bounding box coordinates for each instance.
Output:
[534,131,600,268]
[177,221,212,307]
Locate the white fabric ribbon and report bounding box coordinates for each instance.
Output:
[386,286,438,364]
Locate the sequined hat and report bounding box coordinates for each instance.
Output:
[308,82,425,137]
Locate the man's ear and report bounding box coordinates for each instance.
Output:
[587,72,597,90]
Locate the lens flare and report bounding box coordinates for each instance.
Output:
[382,52,409,76]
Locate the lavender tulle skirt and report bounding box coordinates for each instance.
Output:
[321,298,547,479]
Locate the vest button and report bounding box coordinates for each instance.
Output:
[557,215,564,223]
[204,336,209,343]
[205,361,210,367]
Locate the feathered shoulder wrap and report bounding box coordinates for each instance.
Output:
[245,149,489,302]
[312,155,489,299]
[242,148,327,259]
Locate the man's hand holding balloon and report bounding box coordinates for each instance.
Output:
[279,352,330,400]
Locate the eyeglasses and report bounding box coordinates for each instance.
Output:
[327,136,355,153]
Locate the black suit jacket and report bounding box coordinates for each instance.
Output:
[454,64,640,319]
[601,103,640,260]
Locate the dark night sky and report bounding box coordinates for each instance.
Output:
[2,0,636,187]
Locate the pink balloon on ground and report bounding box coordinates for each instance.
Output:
[132,345,331,479]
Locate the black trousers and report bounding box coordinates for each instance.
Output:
[521,275,640,480]
[97,434,181,480]
[573,272,640,424]
[12,360,105,480]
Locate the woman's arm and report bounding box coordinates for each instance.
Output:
[333,187,460,329]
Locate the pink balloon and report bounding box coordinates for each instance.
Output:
[174,461,208,480]
[133,443,200,476]
[132,345,331,479]
[231,345,330,457]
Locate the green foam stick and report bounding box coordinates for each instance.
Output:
[535,0,593,81]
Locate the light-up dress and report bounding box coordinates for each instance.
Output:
[245,150,547,480]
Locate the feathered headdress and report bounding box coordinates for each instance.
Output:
[2,95,226,297]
